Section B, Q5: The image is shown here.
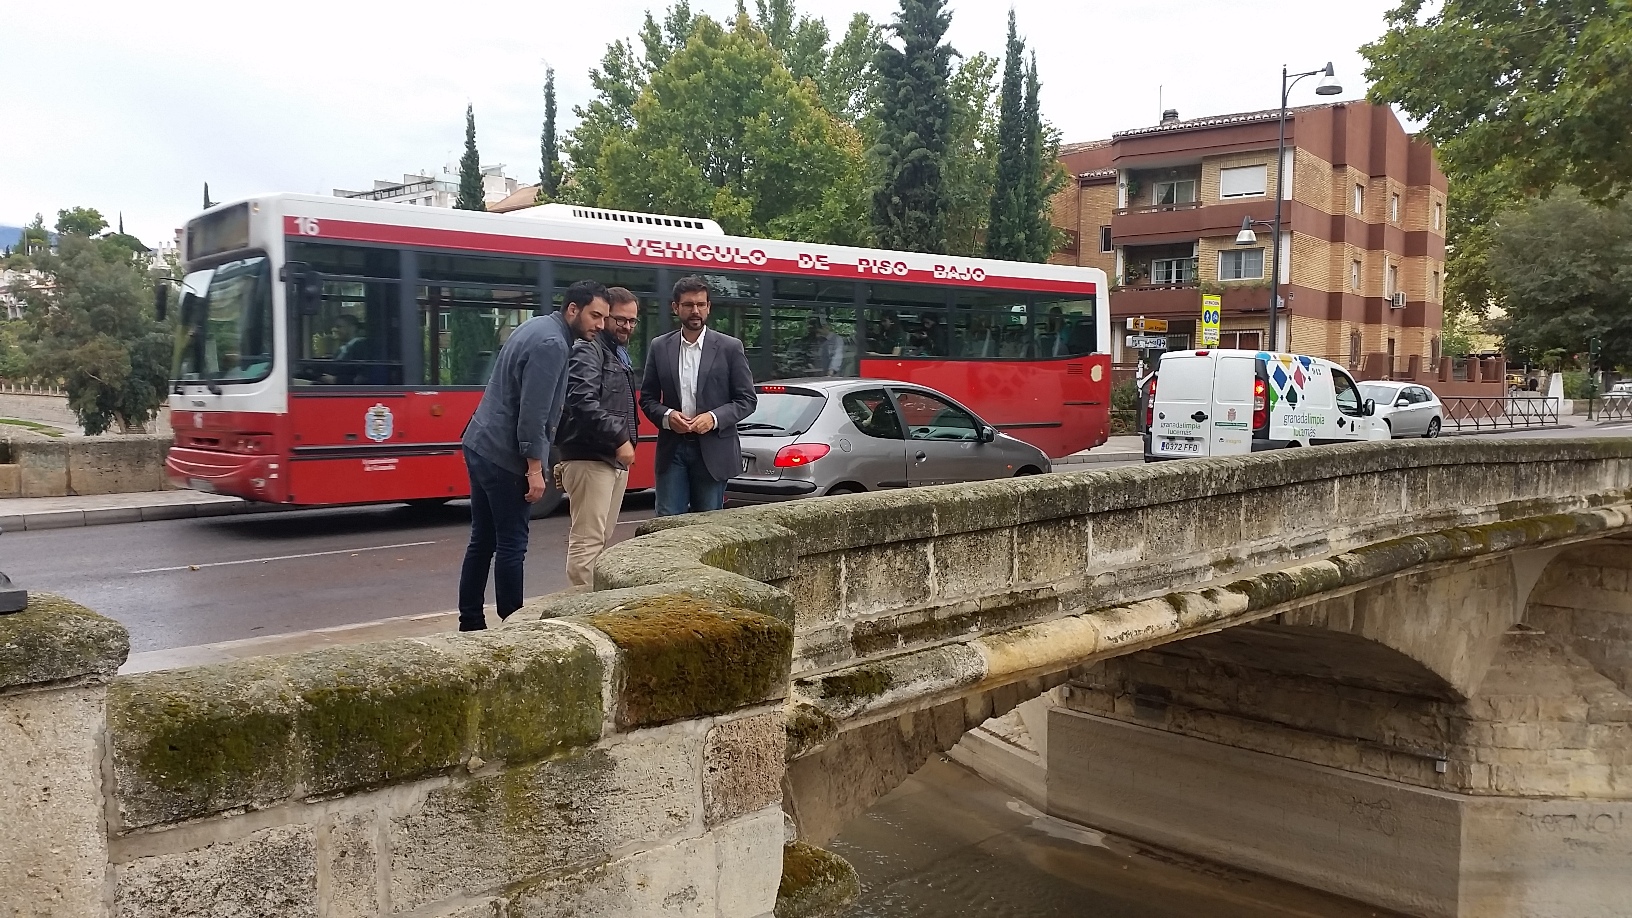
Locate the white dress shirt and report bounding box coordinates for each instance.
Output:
[677,327,706,419]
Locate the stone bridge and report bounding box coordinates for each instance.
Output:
[3,440,1630,918]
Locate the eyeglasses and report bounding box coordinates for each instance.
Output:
[609,316,638,327]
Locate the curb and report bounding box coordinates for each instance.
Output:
[0,498,284,534]
[1054,452,1144,467]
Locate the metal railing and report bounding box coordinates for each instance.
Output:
[1593,394,1632,422]
[1441,395,1559,432]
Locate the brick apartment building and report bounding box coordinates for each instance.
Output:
[1051,101,1447,375]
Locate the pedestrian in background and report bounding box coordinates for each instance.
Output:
[457,280,609,630]
[555,287,640,587]
[639,275,757,516]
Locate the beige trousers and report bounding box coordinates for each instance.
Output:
[562,460,630,587]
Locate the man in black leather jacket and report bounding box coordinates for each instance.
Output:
[555,287,640,587]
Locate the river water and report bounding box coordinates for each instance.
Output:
[830,756,1405,918]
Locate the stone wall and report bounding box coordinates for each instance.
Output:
[1,433,172,497]
[1,593,796,918]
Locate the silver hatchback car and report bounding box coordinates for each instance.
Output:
[725,378,1051,505]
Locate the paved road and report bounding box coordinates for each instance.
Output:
[4,426,1622,654]
[1,497,657,654]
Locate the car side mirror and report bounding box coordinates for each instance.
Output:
[153,283,168,322]
[978,425,997,443]
[1364,399,1377,417]
[1395,397,1410,408]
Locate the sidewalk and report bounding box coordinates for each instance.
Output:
[1056,435,1144,466]
[0,489,274,533]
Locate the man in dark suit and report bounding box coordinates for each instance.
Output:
[639,275,757,516]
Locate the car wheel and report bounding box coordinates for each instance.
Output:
[1014,465,1044,476]
[826,484,865,496]
[1424,417,1441,439]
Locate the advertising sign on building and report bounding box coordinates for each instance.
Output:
[1201,295,1221,348]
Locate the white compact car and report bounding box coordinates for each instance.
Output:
[1144,349,1387,461]
[1359,381,1443,438]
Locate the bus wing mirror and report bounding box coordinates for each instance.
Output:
[280,262,323,315]
[153,284,168,322]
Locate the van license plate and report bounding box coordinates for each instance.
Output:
[1158,439,1201,455]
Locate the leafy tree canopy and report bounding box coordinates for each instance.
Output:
[55,207,108,237]
[1363,0,1632,317]
[869,0,954,254]
[599,14,869,245]
[1488,192,1632,369]
[20,234,169,434]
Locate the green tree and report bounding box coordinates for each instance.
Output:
[449,106,495,384]
[1488,192,1632,369]
[1020,54,1066,262]
[599,14,870,245]
[819,13,882,125]
[748,0,830,83]
[1363,0,1632,318]
[985,11,1026,261]
[563,39,645,204]
[537,68,561,203]
[55,207,108,237]
[20,234,169,434]
[942,52,999,256]
[870,0,954,254]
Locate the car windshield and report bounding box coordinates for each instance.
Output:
[172,255,274,384]
[1358,384,1399,404]
[738,389,825,436]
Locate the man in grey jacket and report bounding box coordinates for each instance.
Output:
[457,280,609,631]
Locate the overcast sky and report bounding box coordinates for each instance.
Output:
[2,0,1402,244]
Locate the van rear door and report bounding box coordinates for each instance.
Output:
[1210,354,1257,454]
[1149,352,1214,458]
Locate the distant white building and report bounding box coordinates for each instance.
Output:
[0,267,47,320]
[335,165,520,209]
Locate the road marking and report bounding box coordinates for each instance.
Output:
[132,540,440,574]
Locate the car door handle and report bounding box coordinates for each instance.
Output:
[1191,411,1208,422]
[915,451,927,461]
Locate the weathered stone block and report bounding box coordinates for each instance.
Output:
[785,553,843,635]
[508,832,716,918]
[774,842,859,918]
[0,462,18,497]
[1014,516,1086,585]
[712,807,785,918]
[322,811,379,918]
[703,712,785,827]
[66,434,170,495]
[387,727,701,912]
[932,529,1013,601]
[584,596,792,730]
[0,685,111,918]
[1086,508,1143,568]
[839,541,931,615]
[109,624,605,830]
[114,825,318,918]
[0,592,129,691]
[12,437,67,497]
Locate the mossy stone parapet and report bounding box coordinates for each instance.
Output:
[0,592,129,690]
[108,622,605,830]
[775,842,860,918]
[584,596,793,729]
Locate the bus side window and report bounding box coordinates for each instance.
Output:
[954,291,1028,359]
[866,283,949,358]
[1031,295,1097,357]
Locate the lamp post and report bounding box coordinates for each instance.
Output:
[1257,62,1342,351]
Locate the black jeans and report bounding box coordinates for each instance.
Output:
[458,450,531,630]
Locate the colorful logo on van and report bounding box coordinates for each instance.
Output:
[1258,352,1315,408]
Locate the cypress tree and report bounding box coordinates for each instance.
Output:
[456,105,486,212]
[1020,52,1047,261]
[869,0,953,254]
[985,10,1025,261]
[537,68,561,203]
[450,104,494,384]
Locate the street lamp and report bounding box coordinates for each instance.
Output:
[1262,61,1342,351]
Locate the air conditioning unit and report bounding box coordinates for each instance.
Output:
[1390,292,1407,308]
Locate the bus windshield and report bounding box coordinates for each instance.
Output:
[173,255,274,384]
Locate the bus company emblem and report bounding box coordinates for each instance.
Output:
[365,404,394,442]
[624,238,767,266]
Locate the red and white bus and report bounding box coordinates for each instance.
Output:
[164,194,1109,514]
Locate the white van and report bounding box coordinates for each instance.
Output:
[1143,349,1386,461]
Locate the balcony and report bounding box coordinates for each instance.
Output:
[1111,283,1271,319]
